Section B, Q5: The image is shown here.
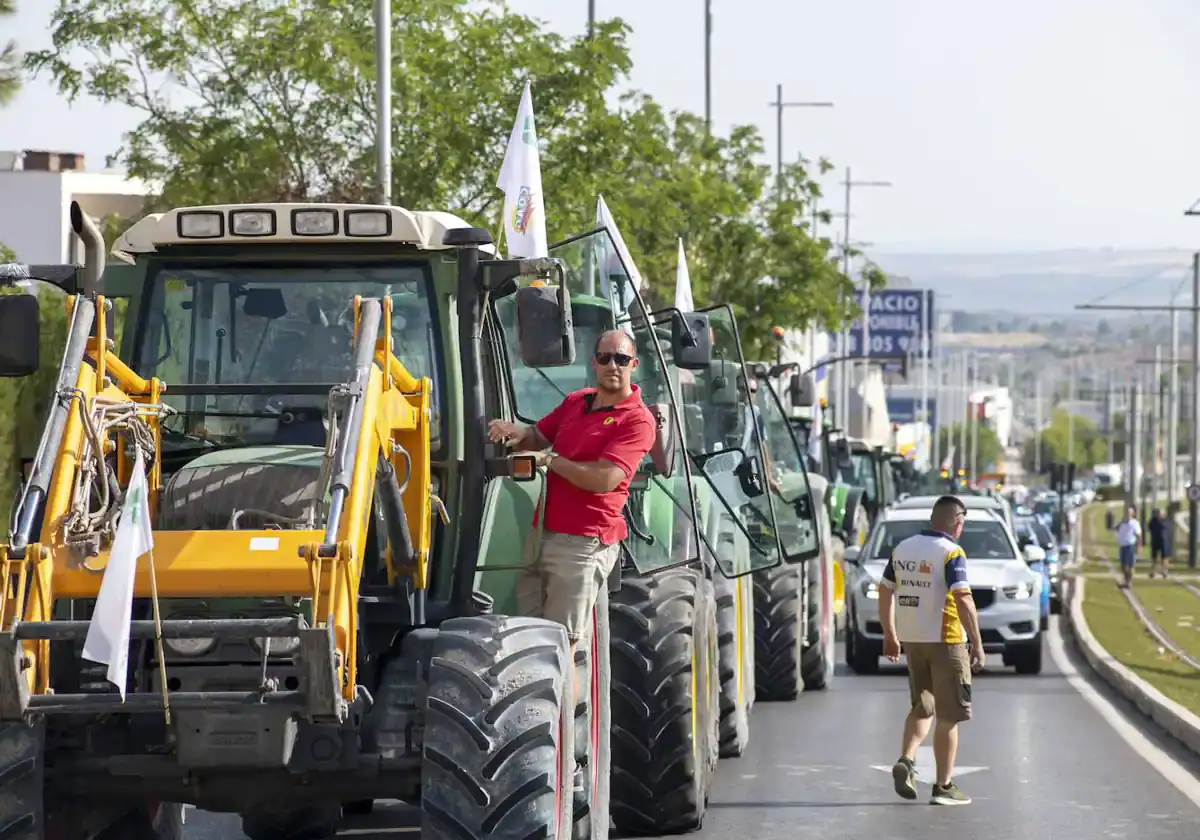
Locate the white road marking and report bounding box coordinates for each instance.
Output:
[870,745,988,778]
[1048,619,1200,808]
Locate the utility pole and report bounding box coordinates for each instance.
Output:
[1191,252,1199,569]
[768,86,834,188]
[588,0,595,35]
[1034,376,1042,475]
[1067,360,1075,465]
[704,0,712,132]
[838,168,892,433]
[1154,344,1163,507]
[1169,304,1180,555]
[920,289,931,469]
[964,355,974,482]
[375,0,392,204]
[1129,381,1140,512]
[959,351,969,476]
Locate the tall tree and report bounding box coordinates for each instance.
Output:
[0,0,19,105]
[28,0,870,349]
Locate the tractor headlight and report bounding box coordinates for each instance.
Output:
[250,635,301,657]
[163,636,218,657]
[1004,581,1035,600]
[862,580,879,600]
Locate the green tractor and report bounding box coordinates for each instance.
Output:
[1,201,692,840]
[501,229,816,836]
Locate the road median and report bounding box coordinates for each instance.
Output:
[1064,575,1200,760]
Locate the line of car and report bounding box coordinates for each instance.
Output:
[840,492,1071,676]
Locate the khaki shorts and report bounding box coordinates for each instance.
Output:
[518,530,620,643]
[905,642,972,723]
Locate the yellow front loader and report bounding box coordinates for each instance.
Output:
[0,201,608,840]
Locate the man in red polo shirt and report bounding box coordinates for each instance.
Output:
[487,329,657,649]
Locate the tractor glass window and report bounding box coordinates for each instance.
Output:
[135,261,443,451]
[753,378,820,562]
[851,450,877,501]
[497,228,702,576]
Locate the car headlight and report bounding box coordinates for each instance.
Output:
[862,580,879,600]
[164,636,218,657]
[1004,581,1036,600]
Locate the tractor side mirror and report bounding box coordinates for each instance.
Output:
[790,372,815,407]
[0,294,40,377]
[514,283,576,368]
[672,310,713,371]
[708,360,742,406]
[833,437,853,470]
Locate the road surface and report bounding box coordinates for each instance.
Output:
[184,618,1200,838]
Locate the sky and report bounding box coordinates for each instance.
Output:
[5,0,1200,252]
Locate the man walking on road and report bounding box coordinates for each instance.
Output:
[487,329,657,784]
[1115,505,1142,587]
[1148,508,1168,579]
[879,495,985,806]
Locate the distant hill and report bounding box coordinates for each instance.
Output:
[871,248,1196,316]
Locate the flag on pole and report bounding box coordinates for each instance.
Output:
[496,81,547,259]
[82,448,153,700]
[595,196,644,292]
[675,238,694,313]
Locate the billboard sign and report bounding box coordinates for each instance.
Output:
[844,289,935,362]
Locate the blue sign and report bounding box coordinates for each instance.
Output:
[844,289,935,361]
[887,396,937,427]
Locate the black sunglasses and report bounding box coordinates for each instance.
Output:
[594,351,634,367]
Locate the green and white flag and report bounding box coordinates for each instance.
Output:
[82,448,154,700]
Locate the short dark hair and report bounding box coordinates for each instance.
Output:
[932,495,966,522]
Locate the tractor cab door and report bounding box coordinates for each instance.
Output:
[488,227,703,582]
[656,303,795,578]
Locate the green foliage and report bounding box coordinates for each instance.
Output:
[936,422,1002,474]
[28,0,861,354]
[0,291,70,520]
[1021,409,1109,472]
[0,0,19,106]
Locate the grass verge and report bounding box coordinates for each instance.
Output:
[1081,577,1200,716]
[1132,580,1200,663]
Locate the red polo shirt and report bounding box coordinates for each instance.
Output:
[534,385,657,544]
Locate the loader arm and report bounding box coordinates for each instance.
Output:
[3,294,433,704]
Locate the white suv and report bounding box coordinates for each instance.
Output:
[842,506,1046,675]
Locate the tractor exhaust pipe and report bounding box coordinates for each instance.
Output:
[69,200,106,297]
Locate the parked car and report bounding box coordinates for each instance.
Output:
[1015,514,1062,615]
[843,506,1046,675]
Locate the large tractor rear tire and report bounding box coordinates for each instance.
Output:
[753,564,804,702]
[801,551,832,692]
[420,615,574,840]
[573,587,612,840]
[712,571,749,758]
[609,568,718,835]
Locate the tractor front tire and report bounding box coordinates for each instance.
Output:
[712,571,749,757]
[609,569,717,835]
[800,554,831,692]
[753,564,804,702]
[420,615,574,840]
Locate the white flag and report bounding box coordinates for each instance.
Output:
[82,448,154,700]
[497,81,548,259]
[675,238,694,313]
[595,196,645,292]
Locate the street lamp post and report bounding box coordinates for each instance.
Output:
[767,85,833,189]
[839,168,892,434]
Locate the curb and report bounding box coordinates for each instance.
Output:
[1064,575,1200,760]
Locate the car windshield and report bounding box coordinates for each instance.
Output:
[1018,518,1056,549]
[134,261,442,450]
[869,518,1018,561]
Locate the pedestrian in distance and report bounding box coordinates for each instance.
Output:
[1115,505,1142,587]
[879,495,985,806]
[486,329,657,788]
[1148,507,1168,579]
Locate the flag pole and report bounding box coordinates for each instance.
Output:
[146,554,171,725]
